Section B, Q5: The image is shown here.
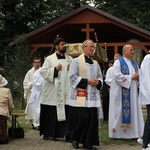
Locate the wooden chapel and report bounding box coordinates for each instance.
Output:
[9,5,150,65]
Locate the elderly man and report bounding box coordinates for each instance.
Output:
[69,39,103,150]
[109,44,144,139]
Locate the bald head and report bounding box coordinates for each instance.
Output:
[122,44,135,59]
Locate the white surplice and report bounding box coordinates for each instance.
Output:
[139,54,150,105]
[29,68,43,126]
[23,67,37,120]
[69,57,103,108]
[105,66,113,87]
[109,57,144,139]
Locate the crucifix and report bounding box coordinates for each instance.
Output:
[81,23,95,39]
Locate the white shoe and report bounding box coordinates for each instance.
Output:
[142,143,150,150]
[137,138,143,145]
[146,144,150,150]
[148,143,150,148]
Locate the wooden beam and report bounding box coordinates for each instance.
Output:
[81,23,95,39]
[30,42,150,55]
[140,46,149,53]
[30,47,39,55]
[114,45,118,54]
[31,42,150,48]
[31,44,53,47]
[99,42,150,47]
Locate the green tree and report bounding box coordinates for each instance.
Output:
[0,0,88,66]
[95,0,150,31]
[4,35,32,108]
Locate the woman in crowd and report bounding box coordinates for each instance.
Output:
[0,74,14,144]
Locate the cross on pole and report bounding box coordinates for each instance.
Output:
[81,23,95,39]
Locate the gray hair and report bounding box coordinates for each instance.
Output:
[82,39,93,49]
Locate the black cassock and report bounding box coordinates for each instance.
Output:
[69,56,101,146]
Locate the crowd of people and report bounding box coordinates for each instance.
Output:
[0,38,149,150]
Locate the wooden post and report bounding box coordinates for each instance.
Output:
[81,23,94,39]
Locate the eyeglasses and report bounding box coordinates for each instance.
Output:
[34,62,41,63]
[85,46,95,49]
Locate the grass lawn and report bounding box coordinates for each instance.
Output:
[7,108,31,133]
[99,120,140,146]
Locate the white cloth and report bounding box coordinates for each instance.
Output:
[40,53,72,121]
[23,67,37,120]
[97,105,103,119]
[139,54,150,105]
[69,57,103,107]
[105,66,113,86]
[109,57,144,139]
[29,69,43,126]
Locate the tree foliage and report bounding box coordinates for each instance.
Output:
[94,0,150,31]
[4,35,32,108]
[0,0,88,65]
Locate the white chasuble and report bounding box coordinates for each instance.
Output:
[109,58,144,139]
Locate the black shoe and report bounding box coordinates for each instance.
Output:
[32,124,36,129]
[43,135,50,140]
[72,141,79,149]
[0,140,8,144]
[37,126,40,130]
[65,134,71,142]
[83,145,97,150]
[51,137,57,141]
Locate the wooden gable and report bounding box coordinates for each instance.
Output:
[9,5,150,62]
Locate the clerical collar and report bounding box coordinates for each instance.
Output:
[56,53,65,59]
[84,55,93,64]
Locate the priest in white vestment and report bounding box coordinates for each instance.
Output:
[109,44,144,139]
[28,68,43,128]
[139,52,150,150]
[69,39,103,150]
[103,54,121,123]
[39,37,72,140]
[23,57,41,128]
[105,53,121,86]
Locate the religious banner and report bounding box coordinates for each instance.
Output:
[66,43,83,57]
[66,43,108,62]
